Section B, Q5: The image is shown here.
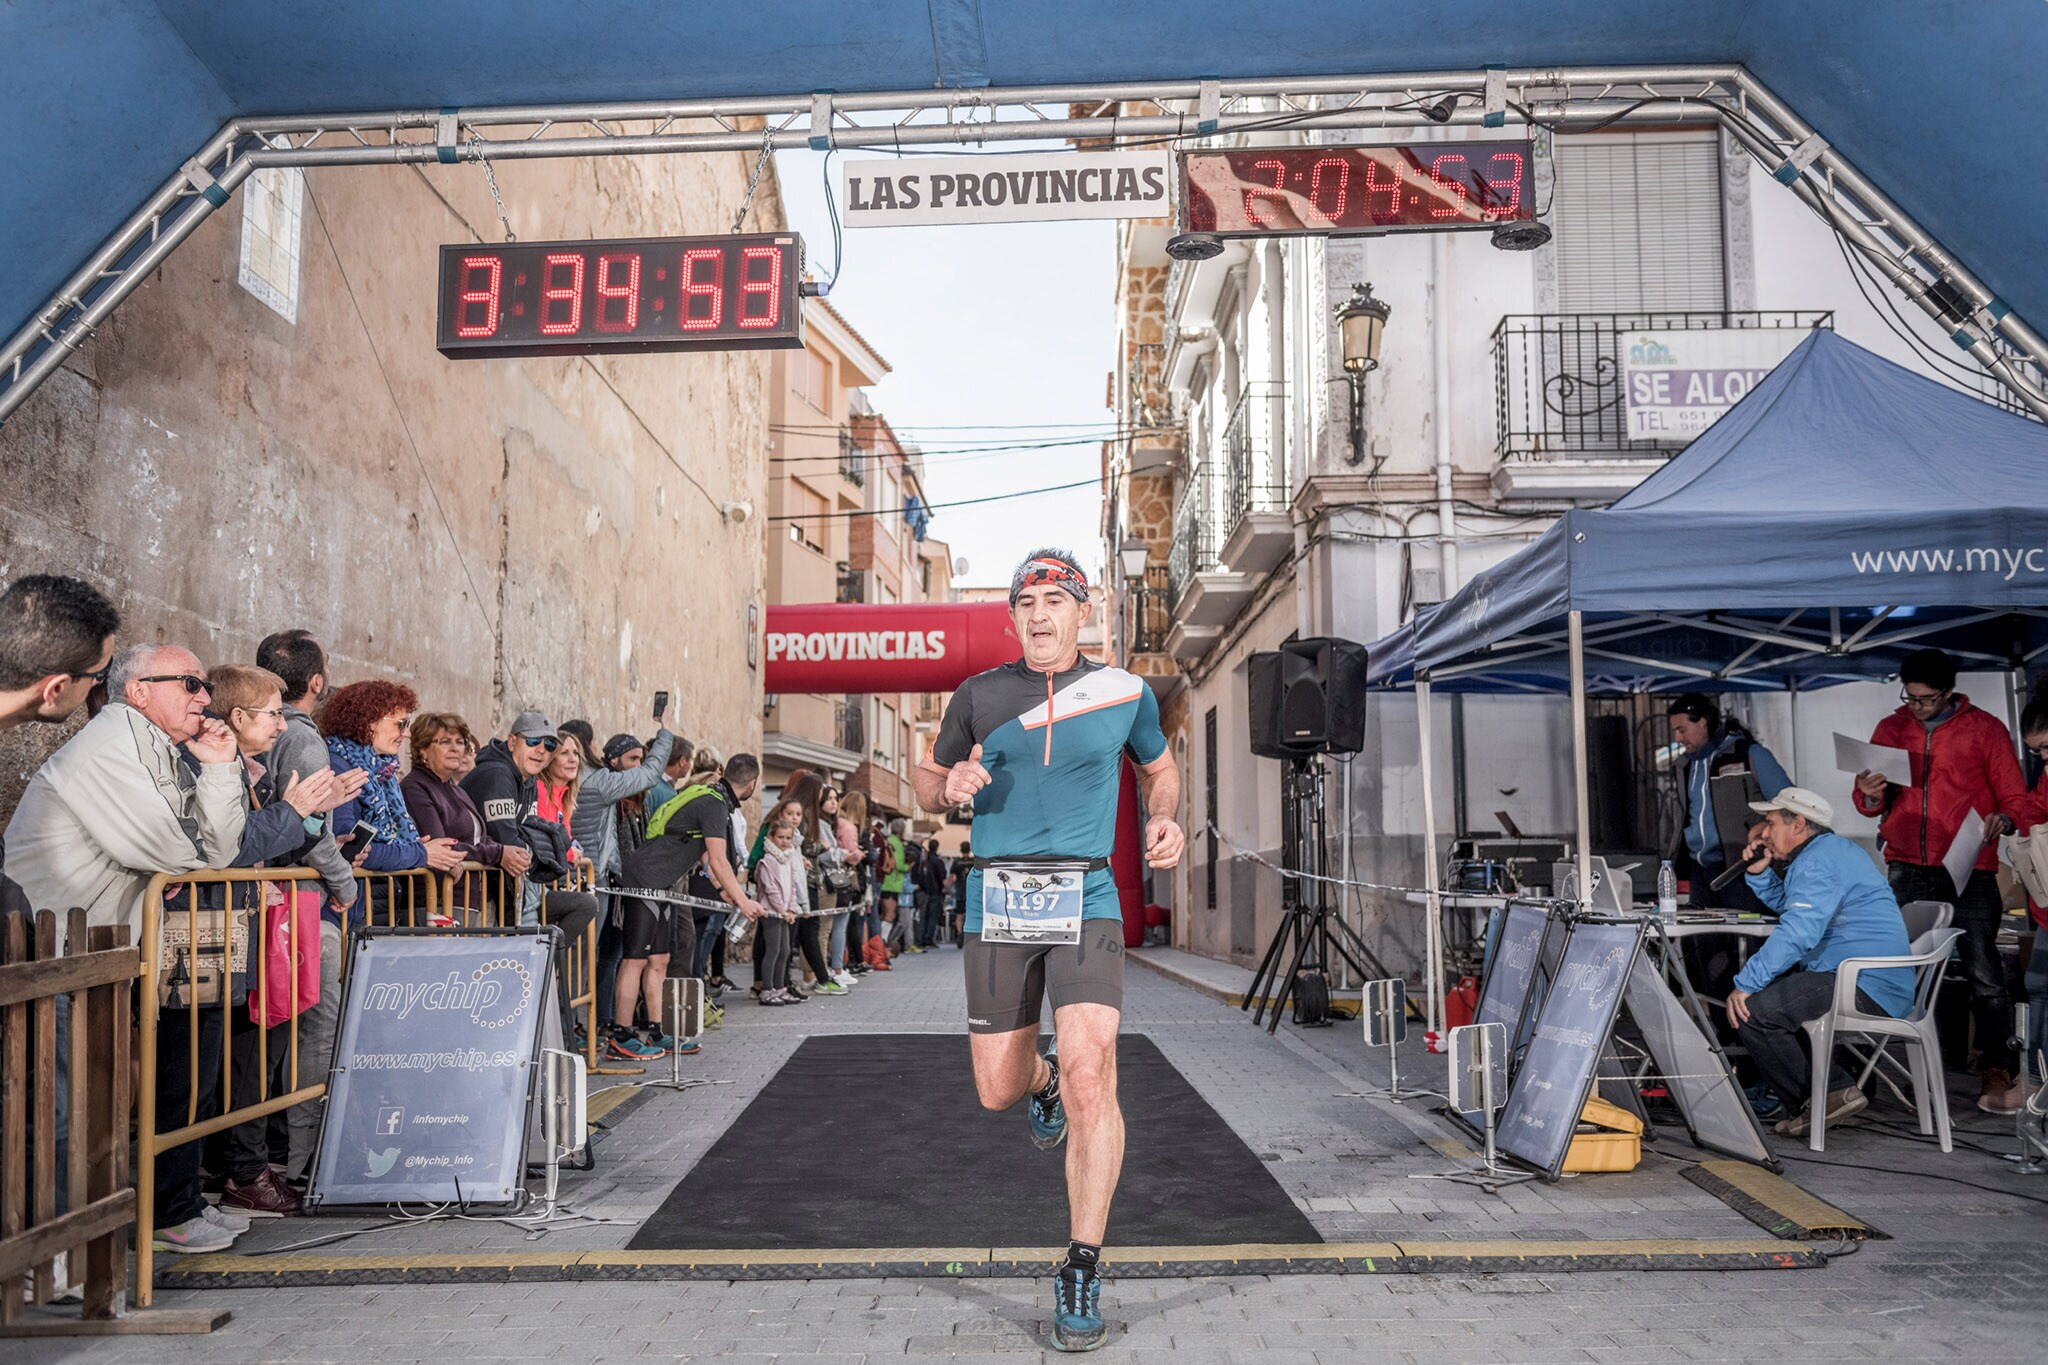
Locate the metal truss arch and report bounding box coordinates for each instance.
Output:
[4,65,2044,425]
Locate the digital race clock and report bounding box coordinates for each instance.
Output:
[1180,142,1533,237]
[435,232,805,358]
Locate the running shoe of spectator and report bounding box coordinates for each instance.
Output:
[831,970,858,988]
[812,979,849,996]
[204,1203,251,1233]
[221,1167,302,1217]
[606,1026,664,1060]
[1743,1082,1786,1122]
[153,1216,238,1254]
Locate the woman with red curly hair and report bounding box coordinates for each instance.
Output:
[321,681,462,924]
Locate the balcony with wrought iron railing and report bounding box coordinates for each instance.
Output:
[1166,467,1218,608]
[1165,465,1253,662]
[1218,380,1291,575]
[1491,310,1833,501]
[1126,564,1172,656]
[835,696,866,755]
[1493,311,1833,459]
[837,426,868,486]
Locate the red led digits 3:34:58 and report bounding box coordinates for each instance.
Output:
[436,233,805,358]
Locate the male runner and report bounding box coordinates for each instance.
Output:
[914,548,1183,1353]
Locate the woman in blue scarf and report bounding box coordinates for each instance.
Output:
[321,680,462,925]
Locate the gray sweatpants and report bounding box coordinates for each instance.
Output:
[286,919,346,1182]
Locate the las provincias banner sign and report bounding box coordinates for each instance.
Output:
[763,601,1022,694]
[839,151,1171,227]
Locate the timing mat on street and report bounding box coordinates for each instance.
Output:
[627,1031,1319,1251]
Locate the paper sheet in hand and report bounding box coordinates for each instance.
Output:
[1833,733,1912,786]
[1943,809,1987,894]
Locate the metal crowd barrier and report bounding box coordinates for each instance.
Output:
[134,864,436,1306]
[133,856,605,1304]
[436,861,600,1069]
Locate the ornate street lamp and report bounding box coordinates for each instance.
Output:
[1334,283,1390,466]
[1117,534,1151,581]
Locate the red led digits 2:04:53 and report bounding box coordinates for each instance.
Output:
[1180,143,1532,237]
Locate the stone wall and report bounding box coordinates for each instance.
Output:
[0,136,781,822]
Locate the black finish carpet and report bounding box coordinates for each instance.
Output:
[626,1032,1321,1250]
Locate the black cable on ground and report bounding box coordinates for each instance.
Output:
[1771,1148,2048,1207]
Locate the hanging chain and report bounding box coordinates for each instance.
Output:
[729,123,778,235]
[467,131,517,242]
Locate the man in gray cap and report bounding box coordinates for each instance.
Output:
[1727,786,1915,1138]
[462,709,598,1041]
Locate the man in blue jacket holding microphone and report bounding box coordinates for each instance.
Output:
[1727,787,1913,1138]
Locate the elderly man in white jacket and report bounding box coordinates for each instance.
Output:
[5,641,248,1254]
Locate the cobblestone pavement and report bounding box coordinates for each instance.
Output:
[16,946,2046,1362]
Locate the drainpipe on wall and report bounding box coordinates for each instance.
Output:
[1431,231,1458,597]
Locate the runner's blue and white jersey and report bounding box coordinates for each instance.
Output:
[932,657,1167,934]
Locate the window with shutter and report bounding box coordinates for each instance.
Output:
[1553,132,1725,314]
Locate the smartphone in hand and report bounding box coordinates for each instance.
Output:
[653,690,669,721]
[337,823,375,862]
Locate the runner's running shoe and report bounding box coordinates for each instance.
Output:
[1028,1042,1066,1151]
[607,1029,663,1060]
[1049,1260,1108,1352]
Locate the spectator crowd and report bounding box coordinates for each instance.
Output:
[0,572,974,1266]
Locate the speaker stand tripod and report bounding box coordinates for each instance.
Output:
[1243,755,1396,1034]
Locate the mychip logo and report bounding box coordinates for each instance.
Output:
[362,959,533,1029]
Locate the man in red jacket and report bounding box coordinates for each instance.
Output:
[1852,648,2027,1112]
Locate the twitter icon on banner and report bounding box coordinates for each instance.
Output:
[366,1147,400,1178]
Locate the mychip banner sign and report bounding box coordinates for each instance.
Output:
[1495,918,1643,1178]
[308,932,554,1208]
[840,151,1171,227]
[1622,327,1812,441]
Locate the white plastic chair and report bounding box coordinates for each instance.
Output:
[1838,902,1952,1107]
[1800,926,1965,1153]
[1896,899,1953,941]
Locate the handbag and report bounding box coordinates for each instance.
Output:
[156,894,250,1010]
[251,883,323,1027]
[2002,830,2048,908]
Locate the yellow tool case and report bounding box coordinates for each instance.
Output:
[1562,1095,1644,1173]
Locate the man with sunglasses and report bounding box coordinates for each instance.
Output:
[4,642,248,1255]
[0,573,119,736]
[1852,646,2029,1112]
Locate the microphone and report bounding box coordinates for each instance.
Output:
[1708,861,1749,893]
[1711,850,1768,892]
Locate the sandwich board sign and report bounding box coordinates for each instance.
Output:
[1495,917,1644,1179]
[1457,898,1557,1129]
[308,930,555,1209]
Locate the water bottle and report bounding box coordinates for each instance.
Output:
[1657,860,1678,918]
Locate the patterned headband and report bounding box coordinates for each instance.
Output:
[1010,557,1088,605]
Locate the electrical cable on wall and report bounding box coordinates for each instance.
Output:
[766,475,1099,521]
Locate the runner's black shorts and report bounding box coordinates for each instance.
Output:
[621,896,674,959]
[963,920,1125,1034]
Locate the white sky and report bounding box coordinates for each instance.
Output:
[775,149,1115,588]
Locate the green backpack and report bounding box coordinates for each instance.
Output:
[646,784,723,840]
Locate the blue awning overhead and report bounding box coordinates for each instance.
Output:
[1368,330,2048,694]
[5,2,2048,366]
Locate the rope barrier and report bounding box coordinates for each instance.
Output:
[592,885,844,919]
[1205,823,1442,899]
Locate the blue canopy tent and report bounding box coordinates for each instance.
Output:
[1366,329,2048,1031]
